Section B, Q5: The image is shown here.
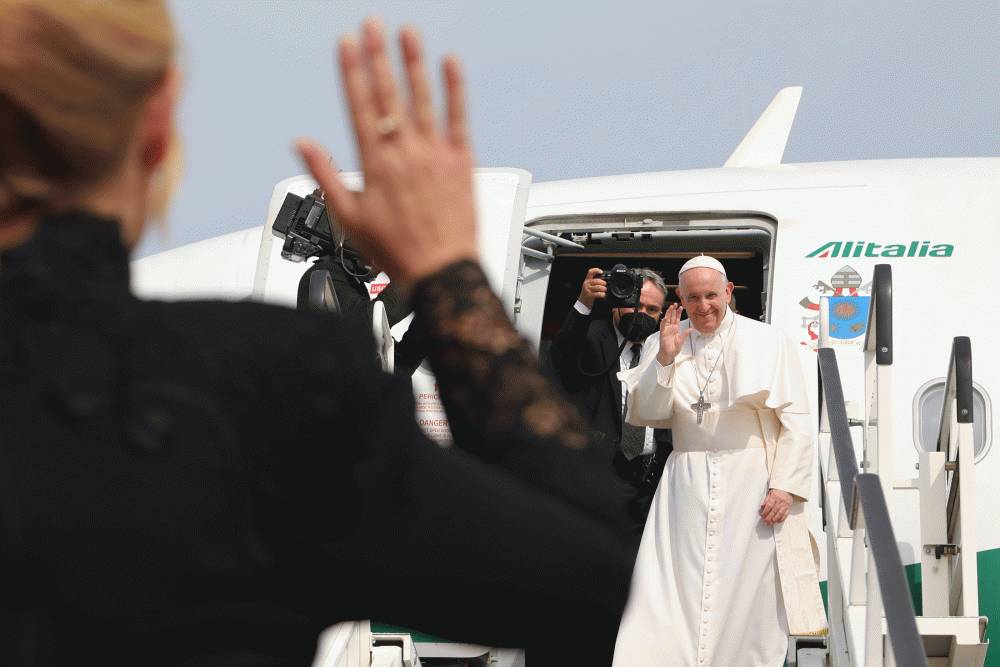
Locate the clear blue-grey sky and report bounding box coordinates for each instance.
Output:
[140,0,1000,256]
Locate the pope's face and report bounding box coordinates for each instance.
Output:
[677,268,734,334]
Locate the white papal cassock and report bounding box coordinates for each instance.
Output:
[613,308,827,667]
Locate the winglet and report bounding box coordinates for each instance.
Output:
[723,87,802,168]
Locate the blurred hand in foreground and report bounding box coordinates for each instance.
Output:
[297,19,477,289]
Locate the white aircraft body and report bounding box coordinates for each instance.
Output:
[132,89,996,666]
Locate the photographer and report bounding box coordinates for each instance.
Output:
[549,266,673,535]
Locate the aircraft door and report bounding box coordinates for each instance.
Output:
[393,168,532,445]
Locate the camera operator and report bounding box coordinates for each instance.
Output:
[298,244,407,323]
[548,266,673,536]
[297,242,429,375]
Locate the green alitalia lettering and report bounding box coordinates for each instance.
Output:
[806,240,954,258]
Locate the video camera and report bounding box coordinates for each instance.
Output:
[600,264,642,308]
[271,189,337,262]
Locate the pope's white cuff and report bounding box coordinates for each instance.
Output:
[655,359,675,387]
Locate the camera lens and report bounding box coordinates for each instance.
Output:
[601,264,642,309]
[606,265,634,300]
[609,275,632,299]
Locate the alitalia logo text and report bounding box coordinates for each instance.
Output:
[806,241,954,259]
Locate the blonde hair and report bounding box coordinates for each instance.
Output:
[0,0,175,219]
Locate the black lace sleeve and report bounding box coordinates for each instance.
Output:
[411,261,629,535]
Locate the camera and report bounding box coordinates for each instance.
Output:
[601,264,642,308]
[271,189,337,262]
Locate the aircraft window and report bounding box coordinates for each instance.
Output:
[912,379,992,461]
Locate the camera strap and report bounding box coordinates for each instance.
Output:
[578,337,630,378]
[577,289,644,378]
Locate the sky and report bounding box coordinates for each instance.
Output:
[139,0,1000,256]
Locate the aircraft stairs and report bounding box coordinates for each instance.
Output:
[789,264,989,667]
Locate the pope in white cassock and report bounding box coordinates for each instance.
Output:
[613,256,827,667]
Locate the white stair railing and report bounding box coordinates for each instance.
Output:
[819,347,926,667]
[820,263,929,666]
[822,263,988,666]
[906,336,989,665]
[863,265,894,524]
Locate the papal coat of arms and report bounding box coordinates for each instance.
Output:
[798,265,872,349]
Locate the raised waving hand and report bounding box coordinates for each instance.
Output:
[656,303,691,366]
[297,19,477,289]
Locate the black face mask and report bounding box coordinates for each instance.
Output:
[618,311,659,343]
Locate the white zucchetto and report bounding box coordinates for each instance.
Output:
[678,254,727,279]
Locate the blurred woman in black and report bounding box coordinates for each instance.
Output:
[0,3,631,664]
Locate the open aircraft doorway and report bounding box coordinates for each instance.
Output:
[518,213,776,362]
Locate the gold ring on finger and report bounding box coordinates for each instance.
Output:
[375,114,400,137]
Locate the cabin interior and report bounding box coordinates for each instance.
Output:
[527,216,775,361]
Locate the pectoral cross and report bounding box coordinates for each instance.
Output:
[691,394,711,425]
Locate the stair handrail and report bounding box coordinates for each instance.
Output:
[934,336,979,618]
[860,264,894,526]
[940,336,973,542]
[864,264,893,365]
[936,336,973,457]
[819,348,926,667]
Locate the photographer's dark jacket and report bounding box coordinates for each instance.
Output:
[298,256,429,376]
[548,305,672,530]
[0,214,632,665]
